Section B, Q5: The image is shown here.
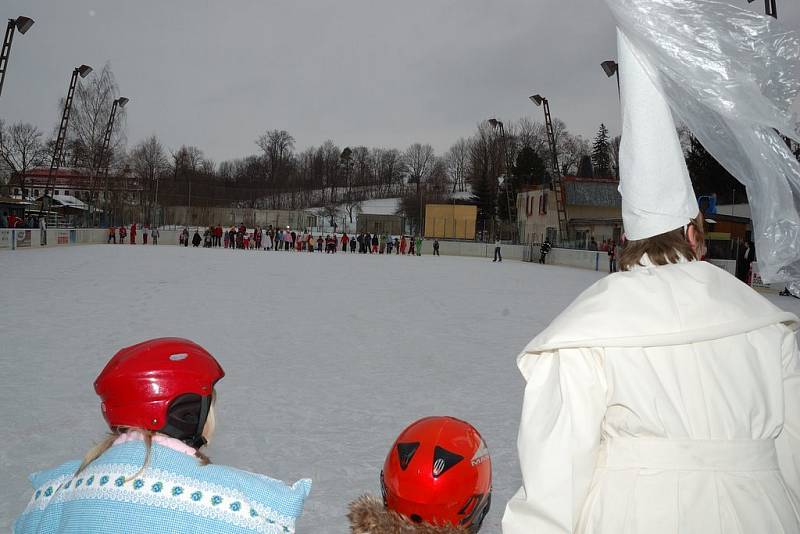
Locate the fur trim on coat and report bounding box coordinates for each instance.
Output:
[348,495,468,534]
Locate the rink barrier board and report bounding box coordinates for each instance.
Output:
[0,229,762,289]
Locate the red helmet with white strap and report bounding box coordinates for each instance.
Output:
[381,416,492,532]
[94,338,224,447]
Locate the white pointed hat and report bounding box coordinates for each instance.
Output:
[617,29,699,241]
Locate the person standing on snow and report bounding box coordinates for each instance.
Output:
[341,233,349,253]
[538,239,551,264]
[415,236,423,256]
[119,225,127,244]
[142,224,149,245]
[433,239,440,256]
[607,240,617,272]
[14,338,311,534]
[151,226,159,245]
[130,222,137,244]
[39,216,47,246]
[493,238,502,262]
[107,226,116,244]
[503,26,800,534]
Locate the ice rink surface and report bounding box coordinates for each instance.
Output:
[2,245,799,532]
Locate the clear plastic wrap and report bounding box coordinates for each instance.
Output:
[604,0,800,283]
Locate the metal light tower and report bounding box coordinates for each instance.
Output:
[529,94,568,241]
[0,16,34,98]
[601,60,620,99]
[98,96,129,225]
[40,64,93,217]
[748,0,777,18]
[488,118,515,241]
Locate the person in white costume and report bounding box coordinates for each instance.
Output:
[502,28,800,534]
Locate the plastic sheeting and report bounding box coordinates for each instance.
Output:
[604,0,800,283]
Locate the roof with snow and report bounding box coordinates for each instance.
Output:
[36,194,90,211]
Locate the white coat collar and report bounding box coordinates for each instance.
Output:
[520,260,798,361]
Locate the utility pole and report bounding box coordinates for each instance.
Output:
[40,64,93,219]
[0,16,34,98]
[530,94,569,242]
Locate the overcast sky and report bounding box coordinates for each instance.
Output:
[2,0,799,163]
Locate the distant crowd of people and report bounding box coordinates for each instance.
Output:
[1,211,41,229]
[107,223,160,245]
[181,224,439,256]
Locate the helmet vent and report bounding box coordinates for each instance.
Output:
[432,446,464,478]
[169,353,189,361]
[396,442,420,471]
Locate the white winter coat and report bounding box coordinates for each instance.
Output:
[503,258,800,534]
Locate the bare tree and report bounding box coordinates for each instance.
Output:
[0,121,47,196]
[171,145,205,213]
[65,63,126,169]
[446,138,470,193]
[404,143,435,233]
[130,136,168,223]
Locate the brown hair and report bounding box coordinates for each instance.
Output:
[619,215,705,271]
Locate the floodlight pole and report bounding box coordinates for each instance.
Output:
[97,97,128,226]
[766,0,777,18]
[601,60,620,99]
[0,17,35,98]
[530,94,569,242]
[749,0,777,18]
[40,65,92,218]
[489,119,515,242]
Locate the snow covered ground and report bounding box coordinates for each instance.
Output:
[2,245,799,532]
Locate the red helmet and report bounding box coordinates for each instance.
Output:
[381,416,492,532]
[94,338,224,447]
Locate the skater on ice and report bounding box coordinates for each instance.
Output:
[503,1,800,531]
[14,338,311,534]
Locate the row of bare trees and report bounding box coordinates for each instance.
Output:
[1,63,611,233]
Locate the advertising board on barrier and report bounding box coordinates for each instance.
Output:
[0,229,11,249]
[749,262,772,290]
[56,229,69,245]
[16,229,31,248]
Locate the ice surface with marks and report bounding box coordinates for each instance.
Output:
[1,245,798,532]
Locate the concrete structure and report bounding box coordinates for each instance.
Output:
[424,204,477,240]
[356,213,405,235]
[517,176,622,245]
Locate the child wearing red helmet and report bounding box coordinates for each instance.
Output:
[348,416,492,533]
[15,338,311,534]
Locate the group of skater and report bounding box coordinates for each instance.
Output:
[107,223,160,245]
[181,223,439,257]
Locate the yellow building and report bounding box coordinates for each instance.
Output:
[424,204,477,239]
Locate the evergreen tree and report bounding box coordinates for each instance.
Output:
[685,137,744,205]
[470,170,496,232]
[591,123,612,177]
[513,145,547,185]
